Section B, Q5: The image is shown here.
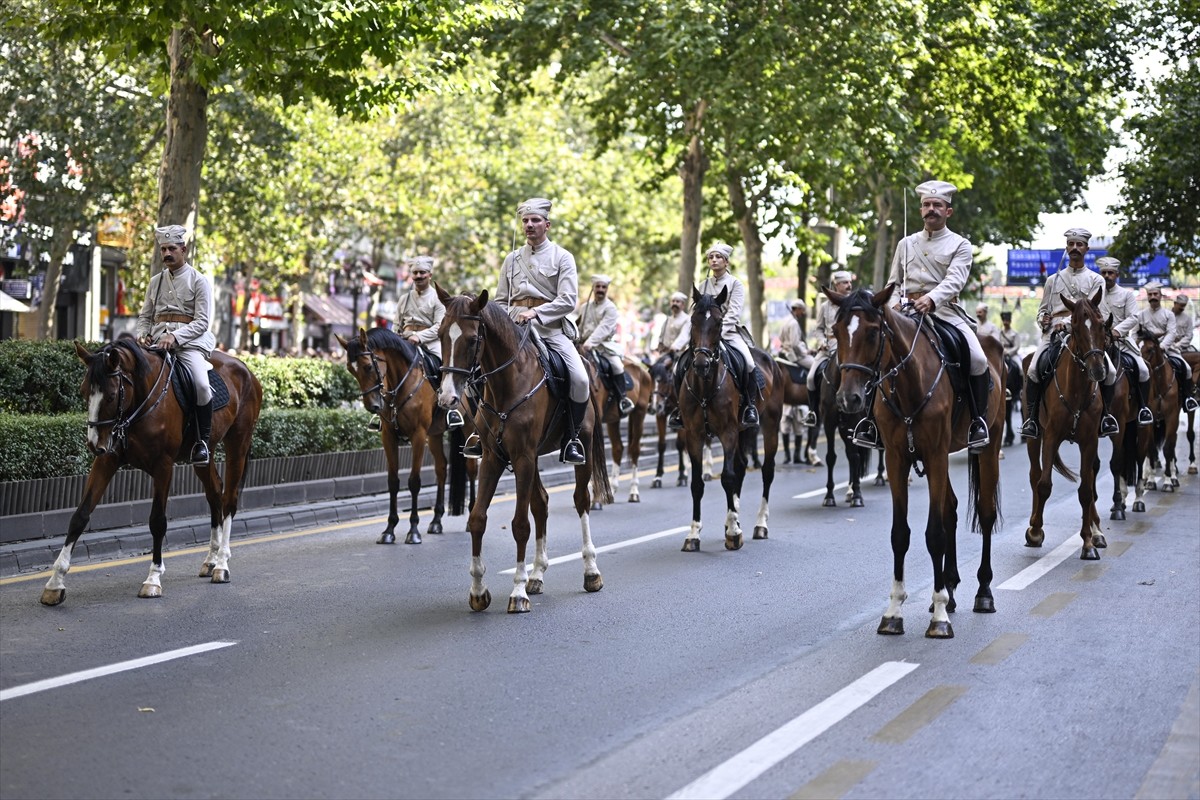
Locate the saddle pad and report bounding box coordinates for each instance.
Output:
[1035,334,1067,383]
[171,366,231,413]
[775,358,808,386]
[926,315,969,401]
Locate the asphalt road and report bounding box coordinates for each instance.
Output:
[1,436,1198,800]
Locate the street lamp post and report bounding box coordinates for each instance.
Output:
[338,260,366,332]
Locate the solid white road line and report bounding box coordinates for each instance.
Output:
[0,641,237,702]
[996,532,1082,591]
[501,527,690,574]
[666,661,920,800]
[793,481,848,500]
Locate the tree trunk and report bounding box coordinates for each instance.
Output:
[156,26,209,272]
[796,250,810,336]
[872,190,893,290]
[35,227,75,340]
[677,100,708,296]
[726,168,765,345]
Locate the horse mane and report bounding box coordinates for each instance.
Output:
[89,339,148,386]
[692,292,723,319]
[478,299,524,352]
[359,326,420,363]
[834,288,879,323]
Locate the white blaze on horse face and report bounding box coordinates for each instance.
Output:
[846,315,861,348]
[438,322,465,408]
[87,390,104,449]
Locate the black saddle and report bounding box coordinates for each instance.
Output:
[588,350,633,394]
[926,315,970,399]
[171,363,230,413]
[775,357,809,386]
[1167,353,1187,378]
[529,329,570,400]
[1034,331,1068,383]
[417,346,442,388]
[1119,350,1138,376]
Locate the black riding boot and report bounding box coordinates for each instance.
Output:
[1099,381,1119,438]
[782,434,792,463]
[1021,380,1043,439]
[616,371,635,416]
[803,381,819,427]
[967,374,991,451]
[1184,377,1199,413]
[740,367,761,430]
[1136,380,1154,425]
[561,399,588,465]
[192,402,213,465]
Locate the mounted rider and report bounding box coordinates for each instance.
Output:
[1171,294,1197,354]
[779,297,814,463]
[975,303,1001,341]
[395,255,463,429]
[1021,227,1120,440]
[656,291,689,356]
[873,179,990,452]
[1097,257,1154,425]
[136,224,217,465]
[1137,282,1200,413]
[668,242,761,431]
[577,274,635,416]
[803,268,853,427]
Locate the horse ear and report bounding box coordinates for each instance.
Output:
[105,347,121,370]
[821,284,842,306]
[334,333,349,349]
[434,281,452,303]
[1062,295,1077,312]
[357,327,369,349]
[873,283,896,308]
[692,284,702,304]
[478,288,489,307]
[74,340,94,364]
[1091,288,1103,308]
[715,286,729,308]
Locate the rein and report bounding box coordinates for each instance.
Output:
[88,348,175,451]
[1049,326,1104,441]
[682,342,731,438]
[362,344,426,428]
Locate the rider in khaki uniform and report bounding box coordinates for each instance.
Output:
[395,255,462,429]
[577,274,635,416]
[778,298,814,463]
[657,292,689,355]
[1138,282,1199,413]
[1097,257,1153,425]
[136,224,217,464]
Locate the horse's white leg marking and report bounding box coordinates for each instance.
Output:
[686,520,702,542]
[87,391,102,450]
[142,561,166,590]
[579,512,599,576]
[883,578,907,619]
[704,444,714,479]
[44,548,72,592]
[628,454,640,500]
[930,588,951,624]
[755,497,768,530]
[529,536,549,585]
[510,559,530,605]
[469,555,487,599]
[611,459,621,493]
[212,516,233,572]
[725,507,742,537]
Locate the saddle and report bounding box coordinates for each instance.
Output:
[1118,350,1138,376]
[588,350,633,395]
[1034,330,1068,384]
[171,363,231,413]
[775,357,809,386]
[529,328,571,401]
[417,346,442,389]
[925,315,970,400]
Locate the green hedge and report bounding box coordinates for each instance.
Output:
[0,407,379,481]
[0,340,359,413]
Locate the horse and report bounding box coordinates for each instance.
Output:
[434,286,613,613]
[588,352,653,503]
[40,341,262,605]
[1023,290,1110,559]
[1104,332,1152,520]
[1003,353,1024,446]
[677,287,783,551]
[815,355,873,508]
[828,285,1003,638]
[775,357,821,465]
[1139,335,1181,492]
[648,352,715,487]
[338,328,476,545]
[1181,350,1199,475]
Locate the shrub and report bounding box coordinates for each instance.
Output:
[221,354,360,409]
[0,340,103,414]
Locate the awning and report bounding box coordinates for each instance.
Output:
[0,290,31,313]
[302,293,353,326]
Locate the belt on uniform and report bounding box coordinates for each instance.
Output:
[155,313,194,324]
[906,291,958,304]
[402,324,429,332]
[511,297,547,309]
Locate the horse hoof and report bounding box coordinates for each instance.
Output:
[138,583,162,599]
[725,533,744,551]
[427,520,444,535]
[874,476,886,487]
[1110,510,1125,521]
[677,477,688,487]
[526,578,543,595]
[652,478,663,489]
[822,497,837,508]
[925,620,954,639]
[681,539,700,552]
[591,501,603,512]
[198,563,214,578]
[1132,501,1146,512]
[378,532,397,545]
[851,497,864,508]
[752,526,768,540]
[405,529,422,545]
[1025,527,1044,547]
[629,494,640,503]
[1164,483,1175,493]
[39,588,65,606]
[877,616,904,635]
[209,568,230,584]
[1146,483,1157,492]
[584,573,604,593]
[974,595,996,613]
[469,590,492,612]
[1080,546,1100,561]
[1189,465,1198,475]
[1092,533,1107,548]
[507,595,531,613]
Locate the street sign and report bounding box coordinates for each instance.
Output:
[1007,249,1171,287]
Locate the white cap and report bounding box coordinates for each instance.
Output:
[1144,281,1163,292]
[669,291,687,302]
[789,298,805,309]
[517,197,552,219]
[1064,227,1091,244]
[916,180,957,204]
[591,274,612,286]
[831,270,854,284]
[408,256,433,273]
[1095,256,1120,272]
[705,243,733,261]
[1173,294,1189,305]
[975,302,989,313]
[155,225,188,246]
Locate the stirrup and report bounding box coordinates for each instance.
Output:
[967,420,990,452]
[446,408,465,428]
[191,442,211,465]
[851,418,881,449]
[1186,397,1199,413]
[1020,418,1040,439]
[1099,414,1119,439]
[740,406,760,431]
[1137,408,1153,426]
[801,410,817,427]
[668,410,684,430]
[619,396,635,416]
[367,415,383,432]
[561,438,586,465]
[461,433,483,460]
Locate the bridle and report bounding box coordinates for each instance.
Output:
[87,347,173,452]
[356,342,426,426]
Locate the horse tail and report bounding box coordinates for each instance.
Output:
[589,395,615,506]
[1120,425,1139,488]
[966,451,1002,534]
[1051,451,1078,482]
[448,426,467,515]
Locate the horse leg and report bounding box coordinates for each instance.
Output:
[608,418,623,503]
[138,463,174,599]
[676,431,689,487]
[721,449,744,551]
[425,430,448,536]
[653,415,667,489]
[1187,410,1197,474]
[400,433,427,544]
[752,417,776,540]
[526,480,551,595]
[627,410,644,503]
[208,412,255,583]
[378,432,402,544]
[40,457,120,605]
[822,420,838,507]
[1025,436,1052,547]
[194,461,231,583]
[874,448,888,486]
[683,437,706,551]
[846,444,864,507]
[1077,440,1102,560]
[974,446,1001,613]
[922,453,955,638]
[879,450,912,635]
[572,455,604,593]
[466,463,503,611]
[1166,424,1180,489]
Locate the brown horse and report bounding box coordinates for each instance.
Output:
[1139,335,1181,492]
[677,287,783,551]
[434,286,613,613]
[588,352,653,503]
[815,355,875,508]
[40,341,262,605]
[828,285,1003,638]
[648,352,689,488]
[338,328,476,545]
[1184,350,1200,474]
[1104,333,1153,520]
[1023,290,1109,559]
[775,357,821,465]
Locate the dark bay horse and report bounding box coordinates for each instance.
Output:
[41,341,262,605]
[1105,334,1152,520]
[816,355,873,508]
[1140,335,1181,492]
[649,352,689,489]
[1023,291,1109,559]
[338,328,475,545]
[677,287,783,551]
[775,357,820,465]
[1184,350,1200,475]
[435,286,613,613]
[829,285,1003,638]
[1003,352,1024,446]
[589,353,653,503]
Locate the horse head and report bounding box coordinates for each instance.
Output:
[1062,289,1108,383]
[76,339,150,457]
[648,352,675,415]
[689,285,729,379]
[338,327,387,416]
[339,327,422,419]
[826,283,890,415]
[436,284,490,412]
